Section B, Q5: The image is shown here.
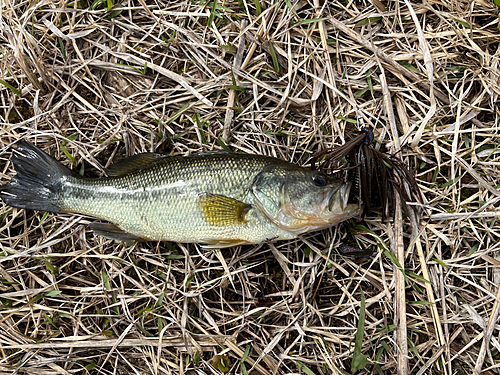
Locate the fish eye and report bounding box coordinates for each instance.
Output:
[313,174,327,187]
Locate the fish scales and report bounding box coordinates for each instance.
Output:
[60,154,290,243]
[0,141,362,246]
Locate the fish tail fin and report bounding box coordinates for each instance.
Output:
[0,141,72,213]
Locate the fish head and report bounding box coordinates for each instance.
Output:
[251,165,362,234]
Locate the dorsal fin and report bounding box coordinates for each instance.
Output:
[106,153,166,177]
[195,150,234,157]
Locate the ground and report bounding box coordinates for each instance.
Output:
[1,0,500,374]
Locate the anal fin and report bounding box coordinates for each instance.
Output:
[90,222,146,242]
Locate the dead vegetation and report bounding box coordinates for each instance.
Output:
[1,0,500,374]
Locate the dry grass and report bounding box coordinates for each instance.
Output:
[1,0,500,374]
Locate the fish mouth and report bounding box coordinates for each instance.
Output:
[325,181,363,223]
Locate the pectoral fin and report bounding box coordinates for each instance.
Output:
[106,153,166,176]
[90,222,146,242]
[197,193,251,227]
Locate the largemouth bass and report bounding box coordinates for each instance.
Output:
[0,141,361,247]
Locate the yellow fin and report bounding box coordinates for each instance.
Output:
[106,153,166,176]
[197,194,251,227]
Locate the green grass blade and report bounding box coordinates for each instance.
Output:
[254,0,261,16]
[0,80,21,96]
[351,289,368,374]
[269,43,279,73]
[208,0,217,28]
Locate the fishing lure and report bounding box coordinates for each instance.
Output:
[311,127,422,220]
[311,127,422,257]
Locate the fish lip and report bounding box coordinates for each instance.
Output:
[327,182,352,211]
[325,187,338,212]
[340,182,352,211]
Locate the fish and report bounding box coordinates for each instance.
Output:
[0,141,362,248]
